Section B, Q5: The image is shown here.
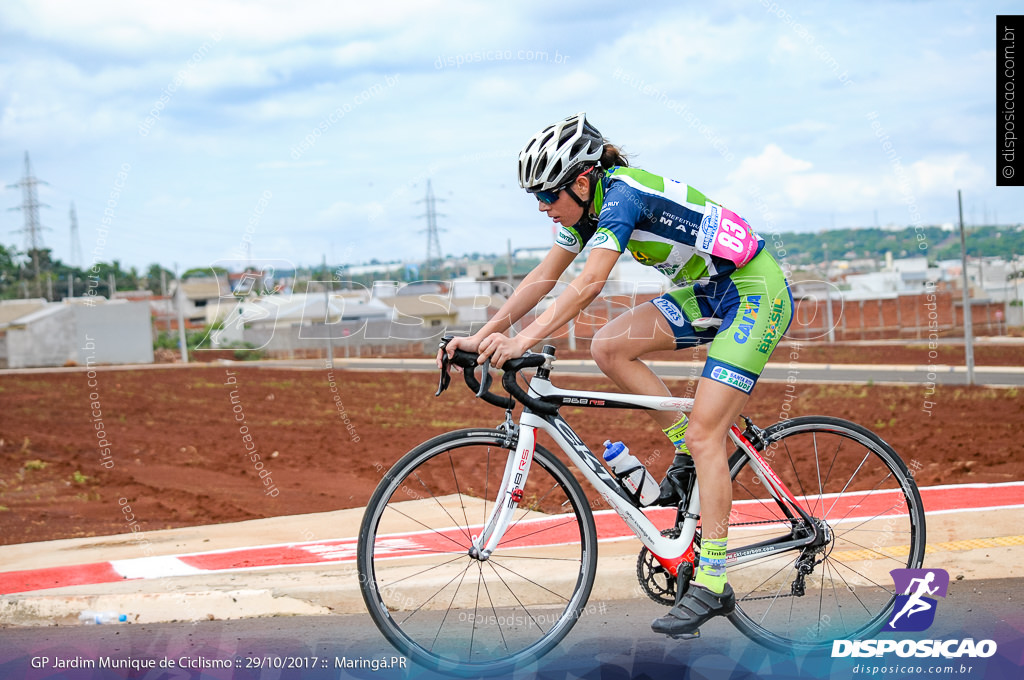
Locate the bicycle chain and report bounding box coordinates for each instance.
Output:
[636,518,811,603]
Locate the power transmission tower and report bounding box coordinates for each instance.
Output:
[7,152,50,297]
[69,202,83,269]
[417,180,446,279]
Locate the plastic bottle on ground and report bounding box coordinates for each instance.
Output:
[78,610,127,625]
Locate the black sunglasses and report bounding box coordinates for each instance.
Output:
[528,166,595,205]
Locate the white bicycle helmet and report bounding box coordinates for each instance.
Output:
[518,112,604,192]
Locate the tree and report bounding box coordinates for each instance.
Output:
[182,266,229,280]
[144,263,174,295]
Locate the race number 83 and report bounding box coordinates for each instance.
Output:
[717,218,747,253]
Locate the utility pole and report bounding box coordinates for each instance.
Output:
[823,242,835,343]
[161,269,170,332]
[506,238,514,289]
[417,180,446,280]
[7,152,50,297]
[69,202,82,269]
[958,190,974,386]
[323,253,334,365]
[175,263,189,364]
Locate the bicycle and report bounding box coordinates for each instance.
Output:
[357,337,926,675]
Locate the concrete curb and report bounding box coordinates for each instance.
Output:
[2,499,1022,628]
[0,589,332,626]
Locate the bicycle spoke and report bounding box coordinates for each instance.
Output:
[448,449,473,544]
[825,558,850,637]
[726,419,924,652]
[824,450,872,519]
[489,557,573,604]
[381,504,470,552]
[833,495,909,539]
[509,480,563,532]
[756,572,791,625]
[410,469,474,545]
[487,553,582,562]
[382,553,468,599]
[814,435,824,521]
[733,478,789,522]
[470,563,482,658]
[485,561,551,635]
[499,516,582,547]
[733,556,797,600]
[398,558,474,627]
[827,551,898,596]
[359,434,596,673]
[832,533,917,566]
[479,563,510,653]
[823,557,881,617]
[484,448,492,530]
[429,559,474,652]
[784,436,810,507]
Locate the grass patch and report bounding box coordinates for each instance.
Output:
[23,459,47,472]
[261,379,296,389]
[71,471,89,484]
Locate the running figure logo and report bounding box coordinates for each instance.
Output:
[888,568,950,632]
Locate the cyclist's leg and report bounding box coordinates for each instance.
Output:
[590,302,680,430]
[688,249,793,568]
[654,252,793,636]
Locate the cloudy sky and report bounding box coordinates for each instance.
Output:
[0,0,1016,273]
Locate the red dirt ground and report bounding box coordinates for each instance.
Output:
[0,355,1021,546]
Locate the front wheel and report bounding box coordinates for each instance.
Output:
[726,416,927,652]
[357,429,598,676]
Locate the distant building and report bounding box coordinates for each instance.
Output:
[0,298,154,368]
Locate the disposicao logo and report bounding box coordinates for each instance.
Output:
[831,568,998,659]
[888,568,948,632]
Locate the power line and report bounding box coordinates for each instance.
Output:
[417,179,446,279]
[6,151,51,296]
[69,201,82,269]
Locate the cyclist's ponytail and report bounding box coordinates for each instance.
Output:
[600,143,629,170]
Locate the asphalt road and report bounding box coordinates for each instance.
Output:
[2,579,1021,680]
[319,357,1024,387]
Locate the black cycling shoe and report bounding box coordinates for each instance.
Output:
[651,583,735,638]
[654,453,696,507]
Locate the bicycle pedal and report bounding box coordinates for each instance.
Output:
[667,629,700,641]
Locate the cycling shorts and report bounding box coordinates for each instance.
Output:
[650,248,793,394]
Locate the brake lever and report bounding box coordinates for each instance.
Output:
[435,337,453,397]
[475,358,492,399]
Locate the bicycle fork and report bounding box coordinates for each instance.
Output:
[468,424,537,560]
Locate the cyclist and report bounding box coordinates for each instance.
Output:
[439,112,793,638]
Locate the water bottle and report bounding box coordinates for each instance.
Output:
[603,440,659,507]
[78,610,127,625]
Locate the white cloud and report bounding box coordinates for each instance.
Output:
[909,154,987,195]
[0,0,448,51]
[721,144,883,223]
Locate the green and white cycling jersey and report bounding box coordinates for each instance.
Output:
[554,167,764,285]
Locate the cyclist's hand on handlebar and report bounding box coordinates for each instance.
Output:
[477,332,529,370]
[437,334,480,373]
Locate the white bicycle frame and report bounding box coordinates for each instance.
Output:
[471,372,821,576]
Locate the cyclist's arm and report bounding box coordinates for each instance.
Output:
[509,247,619,353]
[473,245,577,338]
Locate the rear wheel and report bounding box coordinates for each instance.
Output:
[357,429,598,676]
[726,416,926,652]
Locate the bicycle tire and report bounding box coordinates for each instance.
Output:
[725,416,926,652]
[357,429,598,676]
